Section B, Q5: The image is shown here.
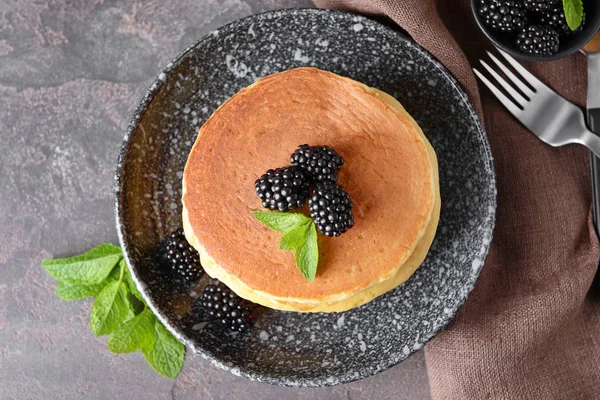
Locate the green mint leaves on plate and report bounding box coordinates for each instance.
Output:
[253,212,319,281]
[563,0,584,31]
[42,244,185,379]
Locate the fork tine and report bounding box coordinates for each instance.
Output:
[486,51,535,98]
[480,60,528,107]
[473,68,522,116]
[496,48,545,90]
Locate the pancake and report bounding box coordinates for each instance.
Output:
[182,67,440,312]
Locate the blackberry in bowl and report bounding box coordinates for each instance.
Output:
[516,25,560,56]
[523,0,557,12]
[541,5,586,35]
[478,0,527,33]
[471,0,600,61]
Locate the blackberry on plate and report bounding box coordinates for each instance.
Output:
[523,0,559,12]
[290,144,344,184]
[198,281,256,332]
[541,6,586,35]
[309,183,354,237]
[166,228,204,282]
[516,25,560,56]
[478,0,527,33]
[254,166,310,211]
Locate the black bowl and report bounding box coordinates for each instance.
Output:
[471,0,600,61]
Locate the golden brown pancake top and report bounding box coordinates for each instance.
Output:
[182,68,434,300]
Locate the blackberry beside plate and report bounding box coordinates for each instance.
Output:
[516,25,560,56]
[523,0,559,12]
[478,0,528,33]
[541,6,586,35]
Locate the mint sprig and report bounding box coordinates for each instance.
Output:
[90,277,135,336]
[253,212,319,281]
[280,224,310,250]
[108,308,156,354]
[142,319,186,379]
[56,281,105,300]
[43,243,122,284]
[563,0,584,31]
[252,211,312,233]
[295,222,319,281]
[42,244,185,379]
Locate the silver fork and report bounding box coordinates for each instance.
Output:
[473,49,600,158]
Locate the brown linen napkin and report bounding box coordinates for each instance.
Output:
[315,0,600,398]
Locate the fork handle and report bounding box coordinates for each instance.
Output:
[589,109,600,231]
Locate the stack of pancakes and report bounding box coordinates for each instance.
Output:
[182,68,440,312]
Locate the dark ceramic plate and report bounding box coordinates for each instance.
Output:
[115,9,496,387]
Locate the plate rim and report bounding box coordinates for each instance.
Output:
[114,7,497,387]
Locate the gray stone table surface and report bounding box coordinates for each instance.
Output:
[0,1,431,399]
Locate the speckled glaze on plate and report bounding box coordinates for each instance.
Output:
[114,8,496,387]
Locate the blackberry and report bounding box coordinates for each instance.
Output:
[541,6,585,35]
[254,166,310,211]
[290,144,344,184]
[308,183,354,237]
[166,228,203,282]
[516,25,560,56]
[478,0,527,33]
[523,0,559,12]
[198,281,256,332]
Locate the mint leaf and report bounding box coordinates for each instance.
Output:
[43,244,122,285]
[142,318,185,379]
[56,281,105,301]
[108,261,124,281]
[44,242,186,379]
[563,0,584,31]
[108,308,155,353]
[90,279,134,336]
[295,223,319,281]
[280,224,309,250]
[252,211,311,233]
[121,260,144,303]
[252,211,320,281]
